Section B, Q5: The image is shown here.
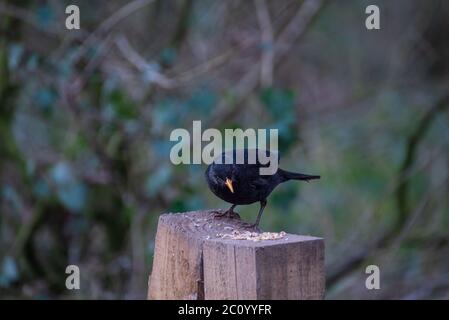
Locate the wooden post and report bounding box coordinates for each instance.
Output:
[148,210,325,300]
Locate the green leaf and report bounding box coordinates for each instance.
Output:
[35,87,57,116]
[36,4,53,27]
[260,88,298,152]
[50,162,87,213]
[8,44,24,69]
[33,179,51,200]
[57,182,87,213]
[188,88,217,113]
[0,256,19,288]
[160,47,177,66]
[109,89,138,119]
[145,166,172,196]
[260,87,295,120]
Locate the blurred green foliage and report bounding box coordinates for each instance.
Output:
[0,0,449,300]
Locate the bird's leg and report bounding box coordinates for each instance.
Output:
[243,200,267,232]
[253,200,267,228]
[213,204,240,219]
[226,204,240,219]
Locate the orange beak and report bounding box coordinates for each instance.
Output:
[225,178,234,193]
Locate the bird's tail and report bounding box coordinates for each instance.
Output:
[279,169,320,182]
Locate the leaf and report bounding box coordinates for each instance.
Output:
[33,179,51,200]
[35,87,57,116]
[51,162,75,185]
[153,140,172,157]
[188,88,217,113]
[109,89,138,119]
[36,4,53,27]
[1,186,23,214]
[57,182,87,213]
[145,165,172,196]
[0,256,19,288]
[8,44,24,69]
[260,88,298,152]
[152,98,185,133]
[66,133,88,158]
[50,162,87,213]
[26,54,39,71]
[260,87,295,120]
[160,47,177,66]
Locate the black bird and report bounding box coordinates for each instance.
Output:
[205,149,320,230]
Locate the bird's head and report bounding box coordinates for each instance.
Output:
[208,163,235,194]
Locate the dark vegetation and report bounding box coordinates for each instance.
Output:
[0,0,448,299]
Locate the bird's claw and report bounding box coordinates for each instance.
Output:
[241,222,261,233]
[212,209,226,217]
[212,209,241,220]
[228,210,241,220]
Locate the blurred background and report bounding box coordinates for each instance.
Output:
[1,0,449,299]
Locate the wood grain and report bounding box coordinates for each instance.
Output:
[148,210,325,300]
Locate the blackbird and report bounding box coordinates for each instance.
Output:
[205,149,320,230]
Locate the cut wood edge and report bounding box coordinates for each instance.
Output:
[147,210,325,300]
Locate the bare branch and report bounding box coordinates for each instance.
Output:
[0,2,60,37]
[212,0,326,125]
[72,0,157,63]
[115,34,234,89]
[255,0,274,87]
[115,35,174,89]
[274,0,324,62]
[327,93,449,287]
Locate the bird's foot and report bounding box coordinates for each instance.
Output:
[212,209,241,220]
[241,222,261,233]
[227,209,241,220]
[211,209,225,217]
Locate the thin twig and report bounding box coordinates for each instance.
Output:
[330,144,447,266]
[115,34,234,89]
[173,50,234,85]
[255,0,274,87]
[274,0,323,63]
[212,0,325,125]
[327,93,449,287]
[115,35,173,89]
[72,0,157,63]
[0,2,60,37]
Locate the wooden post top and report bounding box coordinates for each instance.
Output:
[158,210,323,247]
[149,210,325,300]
